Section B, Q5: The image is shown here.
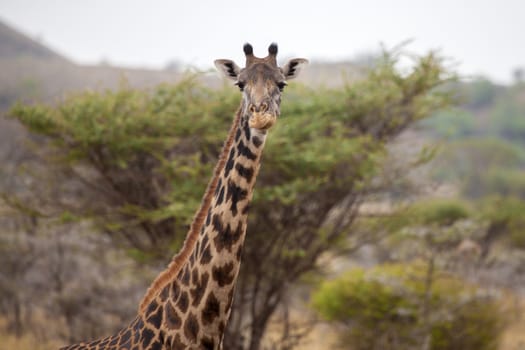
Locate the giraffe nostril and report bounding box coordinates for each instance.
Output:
[249,102,270,114]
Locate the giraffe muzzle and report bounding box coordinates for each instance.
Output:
[248,112,277,130]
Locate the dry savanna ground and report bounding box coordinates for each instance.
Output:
[2,293,525,350]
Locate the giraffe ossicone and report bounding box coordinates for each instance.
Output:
[60,43,307,350]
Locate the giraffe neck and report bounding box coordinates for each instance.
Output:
[60,107,269,350]
[141,108,268,348]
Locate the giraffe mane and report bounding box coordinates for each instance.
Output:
[139,107,243,312]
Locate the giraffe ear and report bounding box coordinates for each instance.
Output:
[281,58,308,80]
[214,59,241,81]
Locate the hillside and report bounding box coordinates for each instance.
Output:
[0,20,67,61]
[0,21,361,110]
[0,20,187,110]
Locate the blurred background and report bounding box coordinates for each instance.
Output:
[1,1,525,349]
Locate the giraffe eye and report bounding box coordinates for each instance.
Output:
[277,81,287,91]
[236,81,245,91]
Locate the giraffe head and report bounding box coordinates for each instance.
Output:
[215,43,308,131]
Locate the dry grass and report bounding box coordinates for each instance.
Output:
[300,322,341,350]
[0,319,62,350]
[0,333,60,350]
[260,296,341,350]
[499,294,525,350]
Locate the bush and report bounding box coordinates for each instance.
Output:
[407,198,471,227]
[377,198,471,238]
[312,262,506,350]
[480,197,525,249]
[482,169,525,199]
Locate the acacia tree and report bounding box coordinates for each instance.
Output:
[5,79,240,257]
[4,50,455,348]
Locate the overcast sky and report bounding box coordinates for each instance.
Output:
[0,0,523,84]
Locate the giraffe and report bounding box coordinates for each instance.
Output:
[60,43,308,350]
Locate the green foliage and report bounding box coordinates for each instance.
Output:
[430,298,505,350]
[479,197,525,248]
[312,262,506,350]
[421,108,476,139]
[437,138,524,179]
[11,78,238,164]
[489,91,525,140]
[466,78,499,109]
[406,198,471,227]
[420,79,525,145]
[420,80,525,202]
[482,168,525,198]
[376,198,471,238]
[433,138,525,198]
[9,77,241,254]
